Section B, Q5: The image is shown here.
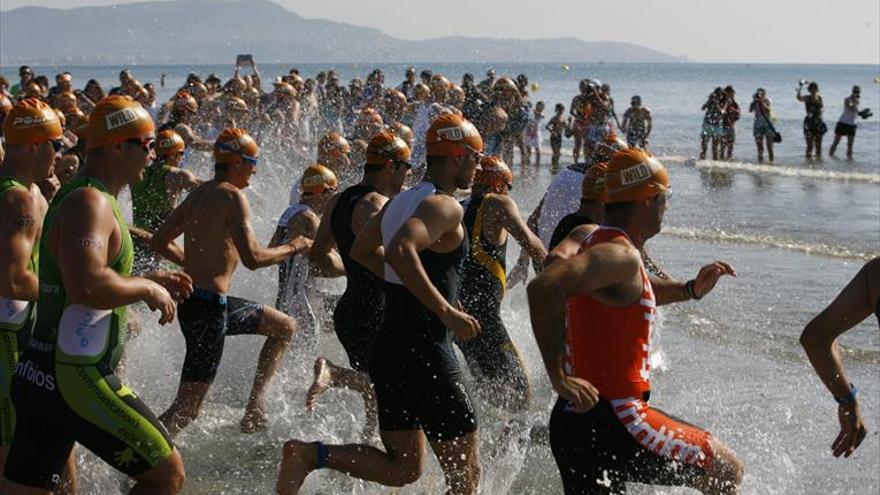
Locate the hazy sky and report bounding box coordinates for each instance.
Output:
[2,0,879,64]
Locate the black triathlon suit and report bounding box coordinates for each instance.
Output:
[457,193,529,407]
[549,212,597,251]
[369,182,477,441]
[330,184,386,372]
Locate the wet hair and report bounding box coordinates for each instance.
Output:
[808,82,819,92]
[852,85,861,94]
[724,85,735,94]
[555,103,565,112]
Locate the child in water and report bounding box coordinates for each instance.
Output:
[546,103,568,170]
[524,101,545,166]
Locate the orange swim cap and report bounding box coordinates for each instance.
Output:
[87,95,155,149]
[581,162,608,202]
[389,122,413,147]
[214,128,259,165]
[474,155,513,190]
[156,129,186,157]
[300,164,338,195]
[172,91,198,113]
[4,98,63,145]
[603,149,669,203]
[318,132,352,159]
[365,131,411,165]
[426,112,483,157]
[225,96,249,114]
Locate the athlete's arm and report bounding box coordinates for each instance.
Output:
[652,260,736,306]
[56,188,177,323]
[508,196,546,288]
[175,124,213,151]
[229,191,308,269]
[385,195,480,341]
[491,195,547,265]
[801,258,878,458]
[0,188,40,301]
[350,206,386,278]
[128,224,153,242]
[645,109,653,137]
[620,109,630,132]
[309,193,345,277]
[286,209,319,254]
[150,202,187,266]
[545,223,598,266]
[165,168,202,197]
[528,243,641,411]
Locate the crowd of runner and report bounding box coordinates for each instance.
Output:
[0,62,876,495]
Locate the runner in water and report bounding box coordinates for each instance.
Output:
[1,96,191,494]
[546,162,607,255]
[130,129,201,274]
[528,148,744,494]
[151,128,311,436]
[801,257,879,458]
[270,164,338,356]
[276,113,483,494]
[306,132,412,440]
[0,99,63,478]
[458,155,546,412]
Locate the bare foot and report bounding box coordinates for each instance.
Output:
[306,357,333,410]
[276,440,317,495]
[240,406,268,433]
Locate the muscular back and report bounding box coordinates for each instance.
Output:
[178,180,243,293]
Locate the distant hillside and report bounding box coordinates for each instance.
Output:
[0,0,688,65]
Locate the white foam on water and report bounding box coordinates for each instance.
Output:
[662,225,878,261]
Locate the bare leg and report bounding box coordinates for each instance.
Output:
[815,137,823,159]
[160,381,211,438]
[699,135,709,159]
[306,357,378,441]
[767,138,774,162]
[688,438,743,495]
[276,430,426,494]
[56,450,78,495]
[829,134,841,156]
[846,135,854,159]
[572,135,582,163]
[535,147,541,167]
[805,136,814,159]
[242,306,296,433]
[429,431,481,495]
[755,137,764,163]
[711,137,719,160]
[130,448,186,495]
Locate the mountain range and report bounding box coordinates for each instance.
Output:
[0,0,688,65]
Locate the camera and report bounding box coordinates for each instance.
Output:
[798,79,808,86]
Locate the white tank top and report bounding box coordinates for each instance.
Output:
[538,167,584,248]
[838,96,859,126]
[381,182,436,285]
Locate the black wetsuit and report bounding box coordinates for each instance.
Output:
[330,184,385,372]
[457,193,528,407]
[369,182,477,441]
[549,212,597,251]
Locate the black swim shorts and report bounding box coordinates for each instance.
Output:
[178,288,264,383]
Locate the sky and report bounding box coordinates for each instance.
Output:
[1,0,879,64]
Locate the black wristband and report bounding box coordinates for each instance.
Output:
[685,279,702,300]
[834,383,858,406]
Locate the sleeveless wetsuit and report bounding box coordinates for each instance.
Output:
[0,177,38,448]
[5,177,174,489]
[369,182,477,441]
[548,212,596,251]
[549,227,714,495]
[330,184,385,372]
[131,162,173,274]
[457,193,528,407]
[275,203,318,354]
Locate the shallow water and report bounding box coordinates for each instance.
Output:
[13,62,877,493]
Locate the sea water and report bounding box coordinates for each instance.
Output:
[5,63,878,494]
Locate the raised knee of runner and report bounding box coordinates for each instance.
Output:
[137,449,186,492]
